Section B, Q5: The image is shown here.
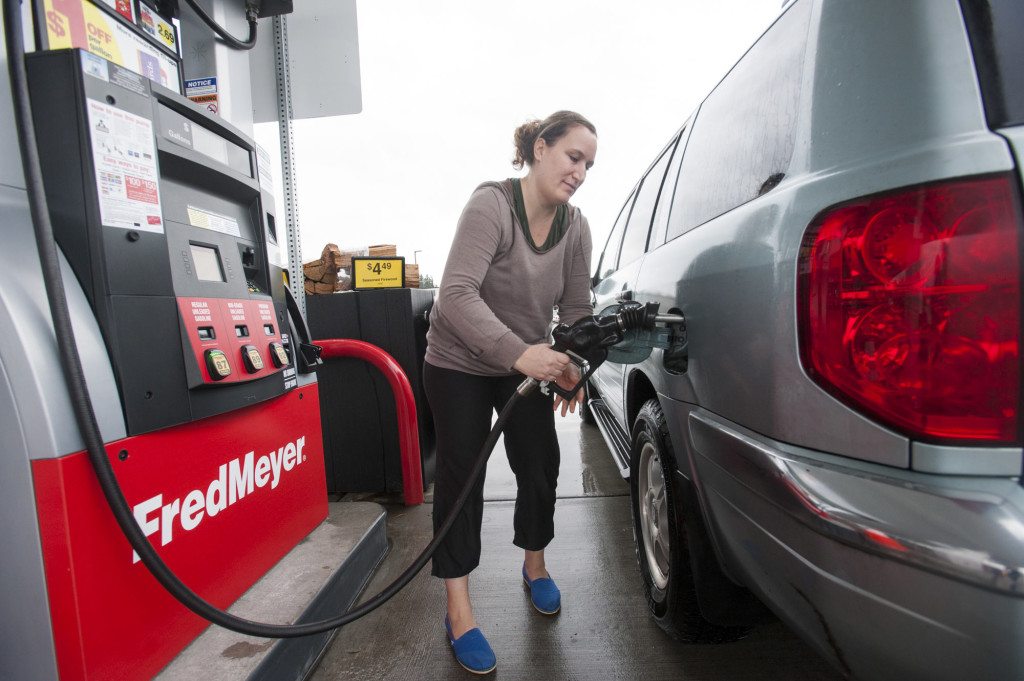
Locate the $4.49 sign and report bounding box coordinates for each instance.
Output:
[351,256,406,290]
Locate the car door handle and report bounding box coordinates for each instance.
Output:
[617,289,633,302]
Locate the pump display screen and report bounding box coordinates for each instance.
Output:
[190,244,225,282]
[159,104,252,178]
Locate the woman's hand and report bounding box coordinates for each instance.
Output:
[552,362,583,416]
[513,344,571,383]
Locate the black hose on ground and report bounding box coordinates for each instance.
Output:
[4,0,526,638]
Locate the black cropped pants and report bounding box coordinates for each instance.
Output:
[424,362,560,579]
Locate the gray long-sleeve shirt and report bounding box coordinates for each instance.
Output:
[425,180,594,376]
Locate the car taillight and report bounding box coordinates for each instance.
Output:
[798,175,1022,444]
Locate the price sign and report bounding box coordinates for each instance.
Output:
[351,256,405,290]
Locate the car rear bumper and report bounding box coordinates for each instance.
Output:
[669,401,1024,681]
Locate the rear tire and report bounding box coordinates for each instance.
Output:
[629,399,748,643]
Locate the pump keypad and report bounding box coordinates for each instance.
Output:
[241,345,264,373]
[204,349,232,380]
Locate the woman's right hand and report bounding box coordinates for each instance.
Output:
[513,344,571,383]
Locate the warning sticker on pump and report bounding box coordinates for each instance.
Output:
[86,99,164,232]
[187,206,241,237]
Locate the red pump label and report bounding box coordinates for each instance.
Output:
[131,436,308,562]
[32,388,327,681]
[177,296,283,385]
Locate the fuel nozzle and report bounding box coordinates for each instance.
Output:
[550,300,660,356]
[519,300,679,398]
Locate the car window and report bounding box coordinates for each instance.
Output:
[666,0,811,241]
[649,126,688,250]
[960,0,1024,128]
[596,190,635,280]
[618,142,674,267]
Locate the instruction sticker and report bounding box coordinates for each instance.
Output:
[86,98,163,232]
[187,205,241,237]
[255,144,273,192]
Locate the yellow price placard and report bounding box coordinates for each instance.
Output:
[351,256,405,290]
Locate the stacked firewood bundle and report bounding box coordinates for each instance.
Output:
[367,243,397,257]
[303,243,350,294]
[404,263,420,288]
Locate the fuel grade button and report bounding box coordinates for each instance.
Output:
[241,344,264,373]
[204,348,232,380]
[269,341,289,367]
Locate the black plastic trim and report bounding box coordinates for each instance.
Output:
[959,0,1024,129]
[249,511,389,681]
[590,397,631,476]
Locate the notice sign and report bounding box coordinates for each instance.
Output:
[352,257,405,290]
[185,77,219,115]
[86,98,164,232]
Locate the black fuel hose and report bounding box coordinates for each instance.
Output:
[4,0,529,638]
[182,0,257,51]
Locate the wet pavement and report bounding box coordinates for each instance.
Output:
[312,414,843,681]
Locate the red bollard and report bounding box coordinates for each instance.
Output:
[314,339,424,505]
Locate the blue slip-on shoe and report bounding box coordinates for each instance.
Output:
[522,563,561,615]
[445,615,497,675]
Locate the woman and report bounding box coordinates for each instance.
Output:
[423,110,597,674]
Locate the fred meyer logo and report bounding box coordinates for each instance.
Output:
[131,437,307,563]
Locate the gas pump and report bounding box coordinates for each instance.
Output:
[2,1,333,679]
[26,49,300,434]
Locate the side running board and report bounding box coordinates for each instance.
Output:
[588,397,632,478]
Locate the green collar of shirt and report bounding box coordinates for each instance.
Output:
[510,177,568,253]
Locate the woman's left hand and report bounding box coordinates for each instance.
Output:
[552,363,583,417]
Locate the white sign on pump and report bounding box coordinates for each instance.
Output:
[86,98,164,233]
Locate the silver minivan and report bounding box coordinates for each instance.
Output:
[585,1,1024,679]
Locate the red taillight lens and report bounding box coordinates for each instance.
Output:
[798,175,1022,444]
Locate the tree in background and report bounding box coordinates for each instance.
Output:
[420,274,435,289]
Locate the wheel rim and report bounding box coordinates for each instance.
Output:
[638,440,671,590]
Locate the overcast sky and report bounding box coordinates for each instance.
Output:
[256,1,781,285]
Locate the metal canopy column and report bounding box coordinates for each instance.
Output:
[273,15,305,320]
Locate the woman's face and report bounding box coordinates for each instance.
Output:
[532,124,598,206]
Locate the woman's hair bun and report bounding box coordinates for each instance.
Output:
[512,119,542,171]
